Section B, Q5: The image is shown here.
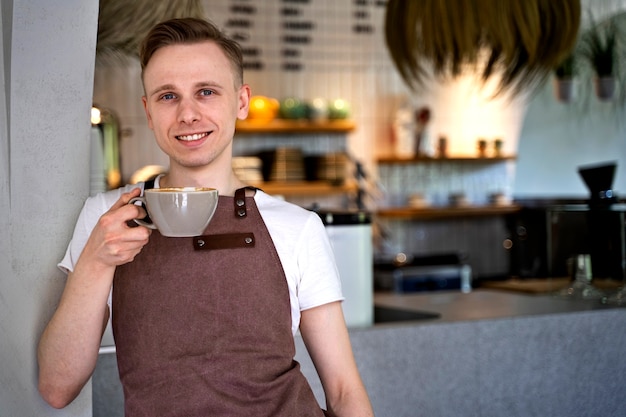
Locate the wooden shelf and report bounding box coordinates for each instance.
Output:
[377,155,516,164]
[236,119,356,134]
[376,204,521,220]
[248,180,357,196]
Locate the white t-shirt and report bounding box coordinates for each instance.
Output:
[58,179,344,335]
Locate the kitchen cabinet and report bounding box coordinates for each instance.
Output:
[234,119,357,197]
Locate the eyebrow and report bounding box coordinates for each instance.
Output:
[147,84,176,98]
[148,81,225,98]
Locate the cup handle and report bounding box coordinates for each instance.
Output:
[128,196,157,229]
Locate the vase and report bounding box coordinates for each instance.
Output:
[553,78,575,103]
[594,76,616,101]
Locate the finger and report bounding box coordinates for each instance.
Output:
[115,204,150,228]
[97,190,147,230]
[125,221,152,240]
[134,206,148,220]
[110,187,142,212]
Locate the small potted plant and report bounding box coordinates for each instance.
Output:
[580,13,621,100]
[553,52,578,102]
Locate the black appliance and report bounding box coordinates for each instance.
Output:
[578,161,618,206]
[507,161,625,280]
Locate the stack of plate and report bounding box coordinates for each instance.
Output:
[232,156,263,183]
[270,147,304,181]
[317,152,347,184]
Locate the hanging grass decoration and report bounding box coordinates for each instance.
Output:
[96,0,205,63]
[384,0,581,96]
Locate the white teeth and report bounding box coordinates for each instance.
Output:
[177,133,207,141]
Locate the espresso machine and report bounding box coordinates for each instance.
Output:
[507,162,625,281]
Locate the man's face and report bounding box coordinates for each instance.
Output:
[142,41,249,171]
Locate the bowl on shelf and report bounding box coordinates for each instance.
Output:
[247,95,279,122]
[448,193,470,207]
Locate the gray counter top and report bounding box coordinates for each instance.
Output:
[373,288,618,324]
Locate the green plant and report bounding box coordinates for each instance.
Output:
[580,14,620,77]
[554,53,577,79]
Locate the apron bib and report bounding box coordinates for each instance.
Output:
[113,187,324,417]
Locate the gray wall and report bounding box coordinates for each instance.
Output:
[514,76,626,199]
[0,0,98,416]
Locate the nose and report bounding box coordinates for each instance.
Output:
[177,98,201,124]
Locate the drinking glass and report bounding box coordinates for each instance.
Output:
[553,254,606,301]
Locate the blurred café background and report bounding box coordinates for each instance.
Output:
[92,0,625,287]
[3,0,626,416]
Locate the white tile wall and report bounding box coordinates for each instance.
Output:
[378,160,515,208]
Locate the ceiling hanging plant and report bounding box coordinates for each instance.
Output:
[384,0,581,98]
[96,0,205,63]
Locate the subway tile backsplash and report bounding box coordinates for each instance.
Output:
[378,161,514,208]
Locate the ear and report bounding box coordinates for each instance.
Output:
[142,96,154,129]
[236,84,251,121]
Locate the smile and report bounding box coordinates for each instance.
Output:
[176,132,209,141]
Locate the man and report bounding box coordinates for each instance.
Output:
[38,17,374,417]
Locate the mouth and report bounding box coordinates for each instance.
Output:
[175,132,210,142]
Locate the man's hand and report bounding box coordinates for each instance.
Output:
[84,187,152,268]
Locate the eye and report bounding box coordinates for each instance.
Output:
[199,89,214,97]
[160,92,176,101]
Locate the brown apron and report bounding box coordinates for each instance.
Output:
[112,187,324,417]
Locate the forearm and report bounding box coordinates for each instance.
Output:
[301,303,375,417]
[37,262,114,408]
[322,354,374,417]
[325,383,375,417]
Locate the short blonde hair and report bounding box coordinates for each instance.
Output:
[140,17,244,86]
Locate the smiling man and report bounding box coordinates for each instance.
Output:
[37,17,373,417]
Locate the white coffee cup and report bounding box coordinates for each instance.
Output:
[129,187,219,237]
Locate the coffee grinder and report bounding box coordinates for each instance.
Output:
[577,161,624,281]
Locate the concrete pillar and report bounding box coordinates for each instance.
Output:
[0,0,99,415]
